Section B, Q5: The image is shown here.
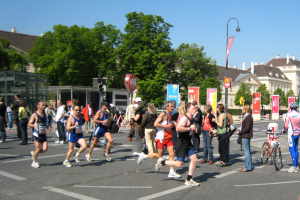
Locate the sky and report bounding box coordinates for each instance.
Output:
[1,0,300,68]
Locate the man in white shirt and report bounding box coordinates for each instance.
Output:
[54,100,67,144]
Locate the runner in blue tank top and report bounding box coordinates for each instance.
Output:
[86,103,113,162]
[63,105,88,168]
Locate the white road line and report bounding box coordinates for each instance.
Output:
[3,153,65,164]
[74,185,152,189]
[137,185,192,200]
[0,170,26,181]
[43,186,100,200]
[0,153,17,157]
[234,180,300,187]
[214,170,238,178]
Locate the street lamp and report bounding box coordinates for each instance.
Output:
[225,17,240,116]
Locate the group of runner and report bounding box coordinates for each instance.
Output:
[28,101,113,169]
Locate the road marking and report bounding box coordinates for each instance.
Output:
[74,185,152,189]
[118,144,135,147]
[137,185,192,200]
[3,153,65,163]
[43,186,100,200]
[214,169,238,178]
[0,153,17,157]
[234,180,300,187]
[0,170,26,181]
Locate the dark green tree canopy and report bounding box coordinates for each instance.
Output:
[0,38,28,71]
[256,84,270,106]
[274,88,287,106]
[30,22,121,86]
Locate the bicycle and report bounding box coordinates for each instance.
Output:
[260,122,283,171]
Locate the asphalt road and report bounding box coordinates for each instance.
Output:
[0,120,299,200]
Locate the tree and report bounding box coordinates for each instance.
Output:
[274,88,287,106]
[117,12,175,105]
[30,22,121,86]
[0,38,28,71]
[286,89,295,98]
[172,43,219,101]
[256,84,270,112]
[235,83,252,106]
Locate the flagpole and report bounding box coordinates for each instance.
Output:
[225,17,240,122]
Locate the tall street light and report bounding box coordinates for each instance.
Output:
[225,17,240,117]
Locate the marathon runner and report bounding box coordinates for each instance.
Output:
[63,105,88,167]
[86,103,113,162]
[28,101,49,168]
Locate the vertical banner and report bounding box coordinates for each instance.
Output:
[206,88,217,113]
[167,84,180,107]
[188,86,200,105]
[271,95,280,120]
[288,96,296,111]
[252,92,261,121]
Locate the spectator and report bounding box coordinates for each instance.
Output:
[6,104,14,129]
[191,101,203,153]
[12,95,22,139]
[0,97,7,143]
[54,100,67,144]
[200,105,216,164]
[215,103,233,166]
[238,105,254,172]
[18,100,30,145]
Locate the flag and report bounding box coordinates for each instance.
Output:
[226,36,235,58]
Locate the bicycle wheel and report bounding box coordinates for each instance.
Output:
[260,142,270,164]
[272,146,283,171]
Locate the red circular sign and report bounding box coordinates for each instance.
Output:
[124,74,137,92]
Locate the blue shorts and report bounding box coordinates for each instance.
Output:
[68,133,83,143]
[176,148,198,162]
[93,126,106,138]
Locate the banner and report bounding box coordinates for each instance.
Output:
[272,95,280,120]
[252,92,261,115]
[226,36,235,58]
[167,84,180,107]
[206,88,217,113]
[188,86,200,105]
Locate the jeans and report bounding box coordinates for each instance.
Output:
[19,119,28,143]
[7,112,13,129]
[288,135,299,167]
[202,130,213,161]
[242,138,253,171]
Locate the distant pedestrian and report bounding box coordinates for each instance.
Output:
[0,97,7,143]
[238,105,254,172]
[54,100,67,144]
[6,104,14,129]
[215,103,233,166]
[18,100,30,145]
[191,101,202,153]
[12,95,22,139]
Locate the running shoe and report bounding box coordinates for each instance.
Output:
[155,158,164,172]
[137,152,147,165]
[184,179,200,186]
[63,160,72,168]
[104,153,112,162]
[168,171,181,179]
[288,166,299,173]
[31,161,40,168]
[85,153,92,162]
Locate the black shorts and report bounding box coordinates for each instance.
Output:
[175,136,196,160]
[32,134,47,143]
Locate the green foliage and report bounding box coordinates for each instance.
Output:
[256,84,270,106]
[235,83,252,106]
[274,88,287,106]
[286,89,295,98]
[0,39,28,71]
[117,12,175,105]
[30,22,121,86]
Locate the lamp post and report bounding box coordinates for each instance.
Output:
[225,17,240,115]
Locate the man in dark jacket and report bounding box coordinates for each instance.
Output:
[191,101,203,153]
[0,97,7,143]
